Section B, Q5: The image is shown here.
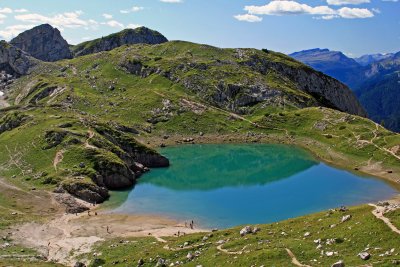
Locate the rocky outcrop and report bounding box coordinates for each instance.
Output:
[10,24,72,62]
[45,123,169,203]
[0,41,36,76]
[119,46,365,117]
[0,112,30,135]
[62,181,109,204]
[72,27,168,57]
[239,52,366,117]
[53,193,89,214]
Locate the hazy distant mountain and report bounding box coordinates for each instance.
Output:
[289,48,362,88]
[290,48,400,132]
[355,52,400,132]
[355,53,395,66]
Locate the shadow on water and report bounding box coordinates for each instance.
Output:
[139,144,318,191]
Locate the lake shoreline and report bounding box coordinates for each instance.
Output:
[1,137,399,266]
[139,133,400,190]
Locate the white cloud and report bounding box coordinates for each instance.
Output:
[0,24,36,40]
[382,0,398,2]
[14,11,97,29]
[127,23,142,28]
[327,0,370,5]
[320,14,339,19]
[15,9,28,13]
[120,6,144,14]
[239,1,374,20]
[337,7,374,18]
[102,13,113,19]
[234,14,263,22]
[0,8,12,14]
[160,0,183,3]
[245,1,336,16]
[102,20,124,28]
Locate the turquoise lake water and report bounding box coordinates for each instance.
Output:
[113,144,398,228]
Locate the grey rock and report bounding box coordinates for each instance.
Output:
[73,262,86,267]
[358,252,371,260]
[0,41,36,76]
[10,24,72,62]
[240,226,252,236]
[341,214,352,223]
[331,260,345,267]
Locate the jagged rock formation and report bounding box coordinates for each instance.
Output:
[10,24,72,62]
[71,27,168,57]
[0,41,36,76]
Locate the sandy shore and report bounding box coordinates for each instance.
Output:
[10,199,208,266]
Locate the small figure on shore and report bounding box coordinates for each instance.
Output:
[95,212,98,216]
[106,226,110,234]
[177,230,180,237]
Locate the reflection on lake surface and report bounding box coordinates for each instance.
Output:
[113,144,397,228]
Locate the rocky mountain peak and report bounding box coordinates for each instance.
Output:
[71,26,168,57]
[10,24,72,62]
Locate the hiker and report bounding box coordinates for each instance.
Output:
[106,226,110,234]
[177,230,180,237]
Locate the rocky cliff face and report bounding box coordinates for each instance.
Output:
[72,27,168,57]
[0,41,36,76]
[119,44,366,117]
[10,24,72,62]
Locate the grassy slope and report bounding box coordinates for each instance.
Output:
[1,41,400,266]
[82,206,400,267]
[1,40,399,226]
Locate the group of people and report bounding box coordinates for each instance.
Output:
[185,220,195,229]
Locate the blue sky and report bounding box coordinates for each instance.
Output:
[0,0,398,57]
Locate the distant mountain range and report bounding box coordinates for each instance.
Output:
[290,48,400,132]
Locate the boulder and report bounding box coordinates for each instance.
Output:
[341,215,352,223]
[331,260,345,267]
[240,226,252,236]
[358,252,371,260]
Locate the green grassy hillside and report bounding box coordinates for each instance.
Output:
[0,39,400,267]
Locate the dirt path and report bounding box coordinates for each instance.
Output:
[216,244,249,255]
[53,150,64,171]
[84,130,97,149]
[369,204,400,235]
[285,248,312,267]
